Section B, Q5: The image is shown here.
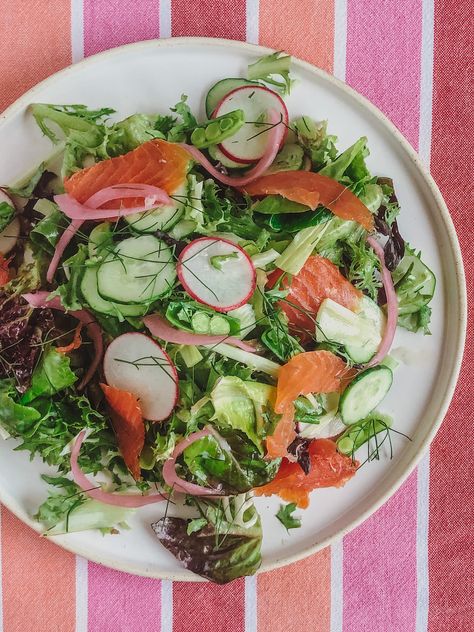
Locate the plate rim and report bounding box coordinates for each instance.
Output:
[0,36,467,581]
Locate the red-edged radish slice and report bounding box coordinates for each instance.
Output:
[104,332,178,421]
[177,237,256,312]
[214,85,288,164]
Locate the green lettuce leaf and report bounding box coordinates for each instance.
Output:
[152,498,262,583]
[276,503,301,530]
[183,429,280,494]
[6,162,46,198]
[21,348,77,404]
[55,244,88,310]
[0,201,15,232]
[210,376,276,451]
[247,51,293,95]
[292,116,338,169]
[0,392,41,437]
[30,206,65,255]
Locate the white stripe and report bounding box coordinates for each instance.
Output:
[161,580,173,632]
[330,540,343,632]
[0,507,4,632]
[246,0,260,45]
[245,575,257,632]
[418,0,434,165]
[159,0,172,39]
[75,556,88,632]
[333,0,347,81]
[416,453,430,632]
[71,0,84,63]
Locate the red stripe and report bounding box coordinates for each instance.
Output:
[1,509,76,631]
[171,0,246,39]
[428,1,474,630]
[0,0,71,112]
[172,579,245,632]
[257,549,331,632]
[259,0,335,72]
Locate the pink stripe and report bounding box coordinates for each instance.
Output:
[83,0,159,57]
[346,0,423,149]
[343,472,418,631]
[343,4,423,630]
[88,563,161,630]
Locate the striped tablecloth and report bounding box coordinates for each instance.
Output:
[1,2,472,631]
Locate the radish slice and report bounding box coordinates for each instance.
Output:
[143,313,256,352]
[21,292,103,389]
[214,85,288,164]
[0,216,20,256]
[366,237,398,367]
[162,427,224,496]
[104,332,178,421]
[71,430,168,507]
[180,108,285,187]
[177,237,256,312]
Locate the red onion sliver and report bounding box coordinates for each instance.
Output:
[366,236,398,366]
[180,109,285,187]
[71,430,169,507]
[143,313,256,353]
[47,219,84,283]
[22,291,103,389]
[162,427,224,496]
[54,189,172,221]
[84,184,173,209]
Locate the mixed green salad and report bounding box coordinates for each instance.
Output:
[0,52,435,583]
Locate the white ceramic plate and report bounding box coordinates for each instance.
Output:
[0,38,466,581]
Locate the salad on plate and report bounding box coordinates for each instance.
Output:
[0,52,435,583]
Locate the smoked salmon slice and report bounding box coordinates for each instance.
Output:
[64,139,190,207]
[100,383,145,480]
[255,438,358,508]
[242,170,374,230]
[267,255,362,342]
[266,350,350,459]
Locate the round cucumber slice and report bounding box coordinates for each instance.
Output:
[81,267,148,318]
[124,182,187,234]
[97,235,176,304]
[339,365,393,425]
[205,78,259,117]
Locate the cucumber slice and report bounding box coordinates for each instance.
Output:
[97,235,176,304]
[339,366,393,425]
[316,297,385,364]
[205,78,259,117]
[345,297,386,363]
[88,222,112,260]
[207,144,248,170]
[316,298,378,346]
[392,253,436,315]
[124,182,187,234]
[81,267,147,318]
